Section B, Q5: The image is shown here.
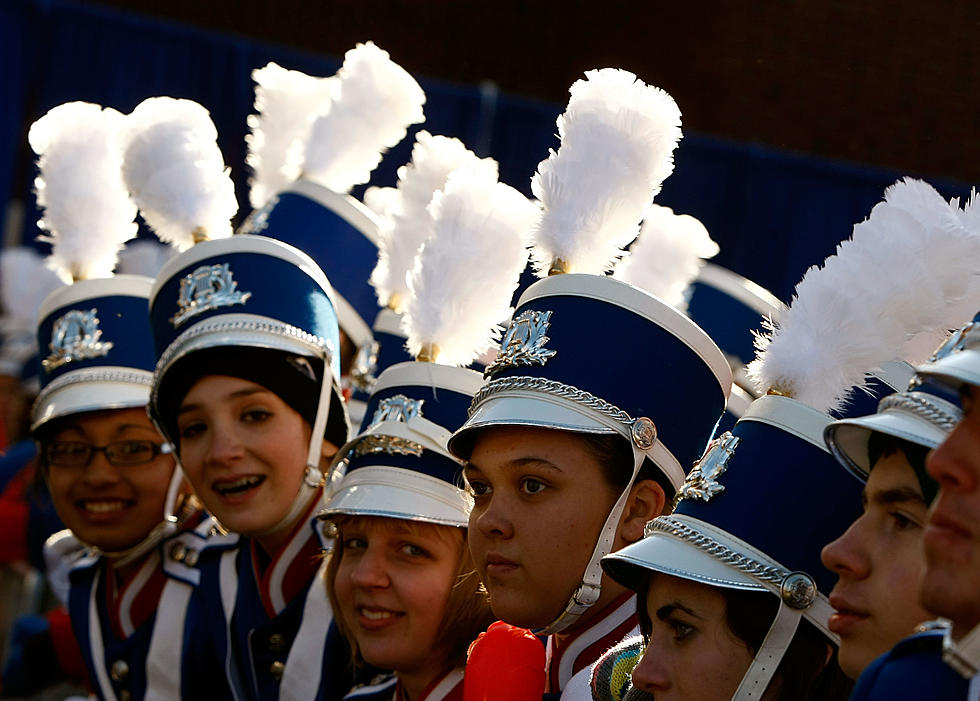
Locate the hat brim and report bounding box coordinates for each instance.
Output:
[321,466,470,527]
[825,410,951,480]
[32,369,152,434]
[917,351,980,392]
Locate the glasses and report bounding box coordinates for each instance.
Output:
[45,440,172,467]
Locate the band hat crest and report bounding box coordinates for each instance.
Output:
[450,273,732,492]
[322,361,484,527]
[916,311,980,391]
[32,275,156,433]
[239,179,381,349]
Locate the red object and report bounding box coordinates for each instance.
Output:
[0,468,30,563]
[46,607,88,684]
[464,621,546,701]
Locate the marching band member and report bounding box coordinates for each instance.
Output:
[29,101,232,701]
[448,68,732,700]
[323,158,537,701]
[240,44,426,426]
[596,177,980,701]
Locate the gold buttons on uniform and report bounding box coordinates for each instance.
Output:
[110,660,129,682]
[269,633,285,651]
[270,661,285,680]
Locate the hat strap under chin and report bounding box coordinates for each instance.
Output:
[731,600,801,700]
[944,620,980,678]
[535,446,648,636]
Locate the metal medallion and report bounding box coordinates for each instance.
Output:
[675,431,740,504]
[631,417,657,449]
[780,572,817,609]
[483,310,557,377]
[238,195,278,235]
[353,435,425,458]
[170,263,252,328]
[42,308,114,372]
[368,394,424,429]
[350,340,380,392]
[930,321,978,363]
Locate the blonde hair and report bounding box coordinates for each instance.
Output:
[325,514,494,672]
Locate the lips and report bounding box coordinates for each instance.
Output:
[212,475,266,500]
[74,498,132,521]
[355,606,404,631]
[828,594,869,636]
[924,509,974,553]
[484,553,519,577]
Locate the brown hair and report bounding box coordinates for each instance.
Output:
[325,514,494,673]
[577,432,676,504]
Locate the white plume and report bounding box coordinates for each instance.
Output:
[115,239,177,277]
[403,166,539,366]
[122,97,238,250]
[370,131,496,312]
[302,42,426,194]
[246,63,338,210]
[530,68,682,276]
[613,204,718,310]
[0,247,64,374]
[0,247,64,324]
[748,177,980,413]
[363,186,401,223]
[29,102,138,282]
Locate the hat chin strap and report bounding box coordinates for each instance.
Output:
[943,620,980,678]
[252,365,333,540]
[730,600,801,700]
[534,446,648,637]
[96,461,185,568]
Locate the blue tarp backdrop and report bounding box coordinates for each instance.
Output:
[1,0,971,303]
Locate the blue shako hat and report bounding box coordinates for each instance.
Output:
[686,262,784,379]
[915,311,980,392]
[451,273,731,491]
[148,234,348,445]
[239,179,382,357]
[32,276,157,434]
[602,394,869,700]
[322,361,484,527]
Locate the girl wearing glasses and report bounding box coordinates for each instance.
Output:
[33,275,234,701]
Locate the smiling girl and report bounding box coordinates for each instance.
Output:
[148,235,352,699]
[322,363,493,701]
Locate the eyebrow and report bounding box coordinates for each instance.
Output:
[112,423,158,437]
[178,387,270,415]
[656,602,700,620]
[867,485,927,508]
[463,457,563,474]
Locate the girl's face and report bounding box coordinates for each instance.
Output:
[176,375,313,547]
[630,574,759,701]
[462,426,621,629]
[334,516,463,678]
[45,407,175,552]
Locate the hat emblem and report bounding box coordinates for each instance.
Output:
[350,340,380,393]
[675,431,740,505]
[354,395,426,458]
[170,263,252,328]
[368,394,425,428]
[930,320,978,363]
[43,308,114,371]
[237,195,278,235]
[484,310,557,377]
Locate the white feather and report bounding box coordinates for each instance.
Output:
[0,247,64,325]
[29,102,138,281]
[403,166,539,366]
[748,177,980,413]
[246,63,338,210]
[529,68,682,276]
[115,239,177,277]
[363,186,401,222]
[370,131,496,311]
[302,42,426,194]
[613,204,718,310]
[122,97,238,250]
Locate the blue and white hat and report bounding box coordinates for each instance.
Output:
[322,362,483,527]
[32,276,157,434]
[148,234,347,448]
[239,180,382,357]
